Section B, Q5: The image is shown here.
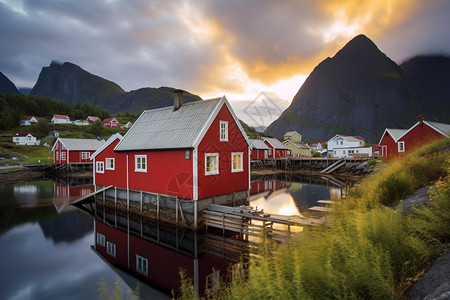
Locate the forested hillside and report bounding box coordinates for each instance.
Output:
[0,93,110,130]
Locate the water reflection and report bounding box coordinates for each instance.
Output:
[93,205,249,298]
[250,174,352,216]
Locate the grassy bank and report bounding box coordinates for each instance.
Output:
[178,138,450,299]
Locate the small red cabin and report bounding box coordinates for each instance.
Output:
[102,117,120,128]
[262,137,289,158]
[249,139,270,160]
[92,94,250,202]
[52,138,105,165]
[379,117,449,161]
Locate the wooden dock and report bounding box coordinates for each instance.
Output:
[203,204,324,243]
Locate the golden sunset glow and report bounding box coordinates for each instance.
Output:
[1,0,448,115]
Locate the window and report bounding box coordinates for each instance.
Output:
[205,153,219,175]
[136,255,148,276]
[97,233,105,246]
[220,121,228,142]
[107,241,116,257]
[398,142,405,152]
[185,150,190,160]
[206,270,220,291]
[96,161,104,173]
[61,151,66,160]
[340,141,343,145]
[135,155,147,172]
[105,158,115,170]
[232,152,243,173]
[81,152,90,159]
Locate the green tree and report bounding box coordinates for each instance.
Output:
[34,120,50,138]
[89,119,104,137]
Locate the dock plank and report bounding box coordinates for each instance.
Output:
[308,206,333,212]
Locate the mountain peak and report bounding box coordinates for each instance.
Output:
[0,71,21,95]
[334,34,381,60]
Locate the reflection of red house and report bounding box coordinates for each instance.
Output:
[92,94,250,201]
[52,138,105,165]
[102,117,120,128]
[262,138,289,158]
[53,182,95,213]
[379,117,450,161]
[250,178,290,200]
[94,220,240,296]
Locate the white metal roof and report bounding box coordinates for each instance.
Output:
[249,139,270,150]
[426,121,450,137]
[115,97,250,151]
[52,138,105,151]
[262,137,288,149]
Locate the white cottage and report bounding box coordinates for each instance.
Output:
[13,131,40,146]
[327,134,372,158]
[51,114,71,124]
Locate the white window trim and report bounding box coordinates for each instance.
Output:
[96,233,105,246]
[135,155,147,172]
[205,153,219,176]
[61,151,66,161]
[398,141,405,152]
[81,152,90,159]
[220,121,228,142]
[105,158,115,170]
[205,270,220,291]
[136,255,148,276]
[231,152,243,173]
[107,241,116,257]
[96,161,104,174]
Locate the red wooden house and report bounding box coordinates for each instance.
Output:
[92,93,251,226]
[102,117,120,128]
[262,137,289,158]
[86,116,99,124]
[379,117,450,161]
[249,139,270,160]
[52,138,105,165]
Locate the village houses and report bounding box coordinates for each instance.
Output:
[262,137,289,158]
[282,131,312,157]
[249,139,270,160]
[102,117,120,128]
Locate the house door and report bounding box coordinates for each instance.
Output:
[382,146,387,157]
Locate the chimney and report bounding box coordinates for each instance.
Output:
[173,89,184,111]
[417,114,424,125]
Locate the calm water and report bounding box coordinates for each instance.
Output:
[0,175,348,299]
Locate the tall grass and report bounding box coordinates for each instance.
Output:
[177,138,450,300]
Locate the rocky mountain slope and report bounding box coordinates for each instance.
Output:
[400,55,450,124]
[30,61,202,114]
[0,72,21,95]
[265,35,446,142]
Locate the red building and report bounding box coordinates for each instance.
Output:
[262,137,289,158]
[249,139,270,160]
[92,93,250,208]
[102,117,120,128]
[379,117,450,161]
[52,137,105,165]
[86,116,99,124]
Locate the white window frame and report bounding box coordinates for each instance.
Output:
[61,151,66,161]
[135,155,147,172]
[105,158,115,170]
[96,161,104,173]
[231,152,243,173]
[205,270,220,291]
[81,152,90,159]
[398,141,405,152]
[220,121,228,142]
[205,153,219,175]
[136,255,148,276]
[107,241,116,257]
[96,233,105,246]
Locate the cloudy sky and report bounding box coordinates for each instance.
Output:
[1,0,450,124]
